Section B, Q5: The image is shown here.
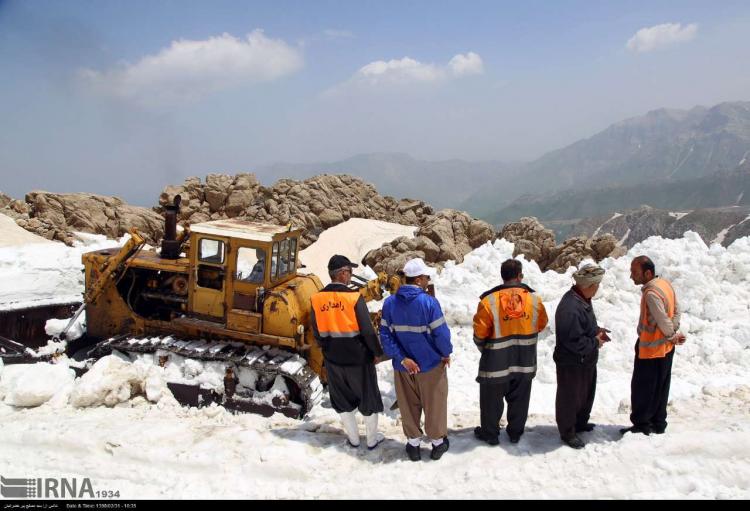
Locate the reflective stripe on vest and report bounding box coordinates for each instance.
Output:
[477,366,537,379]
[638,278,676,359]
[311,291,361,338]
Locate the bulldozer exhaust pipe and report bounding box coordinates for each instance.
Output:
[161,195,182,259]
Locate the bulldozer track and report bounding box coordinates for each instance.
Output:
[90,335,324,419]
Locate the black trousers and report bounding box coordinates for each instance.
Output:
[479,376,533,438]
[325,360,384,415]
[555,363,597,441]
[630,342,674,430]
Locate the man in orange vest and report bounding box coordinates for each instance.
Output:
[311,255,385,449]
[473,259,548,445]
[622,256,686,436]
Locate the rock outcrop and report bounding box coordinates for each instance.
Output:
[2,192,164,245]
[159,173,439,249]
[362,210,494,274]
[498,217,625,272]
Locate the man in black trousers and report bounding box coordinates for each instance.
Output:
[553,264,610,449]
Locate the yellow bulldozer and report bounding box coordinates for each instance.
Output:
[63,196,399,418]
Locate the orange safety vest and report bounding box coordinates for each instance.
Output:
[638,277,676,359]
[474,287,548,341]
[473,285,548,382]
[311,291,362,338]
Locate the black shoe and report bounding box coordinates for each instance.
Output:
[650,424,666,434]
[507,431,521,444]
[430,437,449,460]
[575,423,596,433]
[562,435,585,449]
[474,426,499,446]
[620,424,651,436]
[405,443,421,462]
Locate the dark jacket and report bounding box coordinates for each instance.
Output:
[311,283,383,366]
[380,284,452,373]
[553,288,599,366]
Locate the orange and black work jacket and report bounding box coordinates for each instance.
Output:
[638,277,678,360]
[473,283,548,384]
[311,283,383,366]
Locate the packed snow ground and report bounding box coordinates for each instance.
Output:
[1,223,749,499]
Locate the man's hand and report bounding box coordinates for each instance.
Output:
[596,330,610,348]
[671,332,687,345]
[373,355,383,364]
[441,356,451,368]
[401,358,421,375]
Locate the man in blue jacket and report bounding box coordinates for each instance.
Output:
[380,258,453,462]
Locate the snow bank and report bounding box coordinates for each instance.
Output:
[299,218,416,285]
[0,362,75,407]
[70,355,171,408]
[0,213,51,247]
[420,231,750,417]
[0,232,121,311]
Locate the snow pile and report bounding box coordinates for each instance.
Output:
[419,232,750,417]
[70,355,171,408]
[299,218,416,285]
[0,213,51,247]
[45,312,86,341]
[0,362,75,407]
[0,231,121,310]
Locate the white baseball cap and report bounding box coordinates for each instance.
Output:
[403,258,434,278]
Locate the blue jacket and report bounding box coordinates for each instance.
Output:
[379,285,453,373]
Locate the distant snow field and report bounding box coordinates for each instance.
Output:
[1,219,749,499]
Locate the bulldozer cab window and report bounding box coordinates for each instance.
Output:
[236,247,265,284]
[288,238,297,273]
[271,242,279,279]
[272,239,295,281]
[199,238,225,265]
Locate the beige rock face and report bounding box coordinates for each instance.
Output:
[498,217,625,272]
[5,174,624,276]
[156,173,495,274]
[5,191,164,245]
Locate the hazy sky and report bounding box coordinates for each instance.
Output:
[2,0,750,205]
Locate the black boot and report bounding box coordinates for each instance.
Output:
[575,423,596,433]
[405,443,421,462]
[562,435,585,449]
[620,424,651,435]
[430,437,450,460]
[474,426,499,446]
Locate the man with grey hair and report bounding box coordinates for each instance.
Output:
[553,263,610,449]
[310,255,385,450]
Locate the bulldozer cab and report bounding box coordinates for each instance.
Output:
[189,220,302,325]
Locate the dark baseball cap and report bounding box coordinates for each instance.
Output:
[327,254,359,271]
